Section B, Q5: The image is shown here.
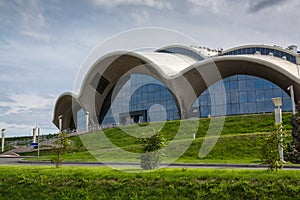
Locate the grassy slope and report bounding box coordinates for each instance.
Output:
[21,113,294,164]
[1,166,300,199]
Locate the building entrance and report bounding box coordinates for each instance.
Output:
[119,110,147,125]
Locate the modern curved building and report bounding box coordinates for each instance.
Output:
[53,44,300,131]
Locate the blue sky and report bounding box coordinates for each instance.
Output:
[0,0,299,137]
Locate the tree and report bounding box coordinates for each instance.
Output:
[140,131,166,170]
[51,132,71,167]
[261,124,286,171]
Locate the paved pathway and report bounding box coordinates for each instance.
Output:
[1,156,300,170]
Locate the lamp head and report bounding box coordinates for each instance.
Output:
[272,97,282,107]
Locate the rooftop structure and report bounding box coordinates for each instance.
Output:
[53,44,300,131]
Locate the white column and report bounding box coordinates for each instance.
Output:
[1,129,5,152]
[58,115,63,132]
[33,127,37,143]
[274,107,284,162]
[271,97,284,162]
[274,108,282,124]
[85,111,89,132]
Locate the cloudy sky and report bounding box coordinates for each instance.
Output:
[0,0,299,137]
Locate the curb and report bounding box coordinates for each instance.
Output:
[16,159,300,169]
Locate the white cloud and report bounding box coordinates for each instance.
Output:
[247,0,284,13]
[0,93,58,136]
[0,36,86,72]
[186,0,299,16]
[187,0,230,15]
[0,94,55,116]
[20,31,51,41]
[130,10,150,25]
[0,121,57,137]
[0,121,33,132]
[11,0,51,41]
[89,0,172,10]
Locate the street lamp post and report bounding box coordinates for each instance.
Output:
[38,127,40,158]
[287,85,296,115]
[271,97,285,163]
[1,129,5,152]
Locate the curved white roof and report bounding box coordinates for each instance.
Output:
[53,44,300,130]
[136,52,198,76]
[242,54,299,77]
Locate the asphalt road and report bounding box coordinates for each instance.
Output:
[1,156,300,170]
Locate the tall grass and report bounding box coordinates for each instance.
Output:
[1,166,300,199]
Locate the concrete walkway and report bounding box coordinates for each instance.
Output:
[1,156,300,170]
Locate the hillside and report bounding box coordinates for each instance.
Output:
[19,113,295,164]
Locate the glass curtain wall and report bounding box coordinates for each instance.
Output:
[76,109,86,131]
[197,75,291,117]
[222,47,296,64]
[102,74,179,126]
[98,74,291,127]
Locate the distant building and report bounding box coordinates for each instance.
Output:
[53,44,300,131]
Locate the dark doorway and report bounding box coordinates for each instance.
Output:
[119,110,148,125]
[130,110,147,123]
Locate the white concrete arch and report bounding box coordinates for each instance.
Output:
[178,55,300,114]
[53,47,300,130]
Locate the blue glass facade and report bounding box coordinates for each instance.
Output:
[95,73,291,127]
[222,47,297,64]
[197,75,291,117]
[102,74,179,125]
[76,109,86,131]
[157,47,204,61]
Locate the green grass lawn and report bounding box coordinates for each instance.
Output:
[5,113,299,199]
[20,113,294,164]
[1,166,300,199]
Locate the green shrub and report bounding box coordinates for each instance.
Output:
[51,132,71,167]
[140,131,166,170]
[261,124,286,171]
